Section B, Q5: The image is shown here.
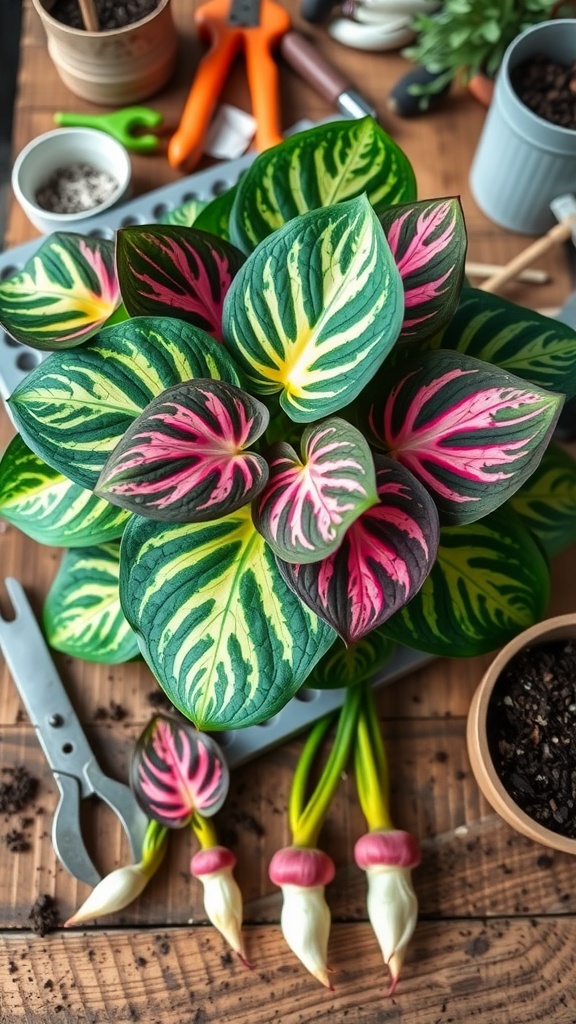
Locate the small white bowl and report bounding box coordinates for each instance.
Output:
[12,127,132,234]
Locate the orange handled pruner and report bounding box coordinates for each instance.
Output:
[168,0,291,172]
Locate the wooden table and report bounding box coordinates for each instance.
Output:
[2,3,576,1021]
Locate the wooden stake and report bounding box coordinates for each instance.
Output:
[78,0,99,31]
[479,218,576,294]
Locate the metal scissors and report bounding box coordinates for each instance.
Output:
[168,0,291,172]
[54,106,164,154]
[0,578,147,887]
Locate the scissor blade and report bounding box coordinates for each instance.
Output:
[0,578,96,783]
[227,0,261,26]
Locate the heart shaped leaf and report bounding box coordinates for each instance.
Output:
[277,454,440,644]
[132,714,230,826]
[380,507,550,657]
[424,287,576,399]
[0,434,129,546]
[9,317,243,490]
[223,196,404,422]
[363,349,563,524]
[119,506,336,730]
[116,225,245,341]
[43,542,139,663]
[508,442,576,557]
[0,233,120,350]
[98,379,269,521]
[378,197,466,342]
[230,116,417,252]
[253,418,378,563]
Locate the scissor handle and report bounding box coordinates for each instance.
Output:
[168,0,291,172]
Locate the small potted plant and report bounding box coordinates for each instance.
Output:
[389,0,559,115]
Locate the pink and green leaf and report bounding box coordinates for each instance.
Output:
[116,225,246,341]
[9,317,244,491]
[380,506,550,657]
[422,287,576,399]
[223,196,404,423]
[0,233,120,350]
[97,379,269,521]
[378,197,467,342]
[253,417,378,563]
[363,349,563,524]
[132,714,230,826]
[277,454,439,644]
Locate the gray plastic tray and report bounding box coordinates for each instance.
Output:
[0,143,434,767]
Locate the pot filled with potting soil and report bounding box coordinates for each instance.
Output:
[469,18,576,235]
[467,614,576,855]
[32,0,178,106]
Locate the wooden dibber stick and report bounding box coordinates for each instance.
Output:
[479,194,576,294]
[78,0,99,31]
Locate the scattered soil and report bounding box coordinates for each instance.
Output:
[488,639,576,838]
[147,689,174,712]
[49,0,160,30]
[0,766,39,814]
[512,56,576,130]
[93,701,128,722]
[5,829,31,853]
[28,894,60,937]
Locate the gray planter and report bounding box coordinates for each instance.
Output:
[469,19,576,235]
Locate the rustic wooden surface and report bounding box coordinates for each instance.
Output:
[1,2,576,1021]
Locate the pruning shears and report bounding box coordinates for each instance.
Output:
[0,578,147,887]
[168,0,291,172]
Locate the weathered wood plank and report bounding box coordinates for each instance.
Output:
[2,919,575,1024]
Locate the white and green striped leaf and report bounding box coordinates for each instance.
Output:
[8,317,243,491]
[0,434,129,546]
[230,117,417,253]
[223,196,404,422]
[380,507,550,657]
[307,630,395,690]
[44,542,139,663]
[508,442,576,557]
[159,197,209,226]
[119,506,336,730]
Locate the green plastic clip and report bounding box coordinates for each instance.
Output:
[54,106,164,154]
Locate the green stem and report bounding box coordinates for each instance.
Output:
[292,685,363,849]
[354,686,393,832]
[288,713,334,835]
[141,819,169,872]
[190,811,219,850]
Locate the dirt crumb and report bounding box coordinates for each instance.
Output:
[28,894,60,937]
[0,766,39,814]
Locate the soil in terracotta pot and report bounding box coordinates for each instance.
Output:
[511,55,576,130]
[50,0,160,30]
[487,639,576,838]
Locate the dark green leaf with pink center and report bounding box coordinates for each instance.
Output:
[97,379,269,521]
[363,349,563,524]
[0,233,120,350]
[253,417,378,563]
[277,454,439,644]
[116,225,245,341]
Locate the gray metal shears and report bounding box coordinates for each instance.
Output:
[0,578,147,887]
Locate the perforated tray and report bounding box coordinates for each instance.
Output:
[0,143,433,767]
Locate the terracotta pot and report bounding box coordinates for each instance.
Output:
[31,0,178,106]
[467,73,494,107]
[466,613,576,855]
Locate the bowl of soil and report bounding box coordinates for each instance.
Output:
[467,614,576,855]
[469,18,576,235]
[12,127,132,235]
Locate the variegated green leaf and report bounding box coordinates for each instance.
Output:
[253,418,378,563]
[119,506,336,730]
[9,317,243,491]
[192,184,237,241]
[426,288,576,399]
[307,630,395,689]
[378,197,467,342]
[229,117,417,253]
[0,233,120,350]
[44,542,139,663]
[508,442,576,557]
[380,507,550,657]
[159,197,209,226]
[0,434,129,546]
[97,380,270,521]
[223,196,404,422]
[116,225,245,340]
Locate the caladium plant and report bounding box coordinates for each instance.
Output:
[1,116,576,731]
